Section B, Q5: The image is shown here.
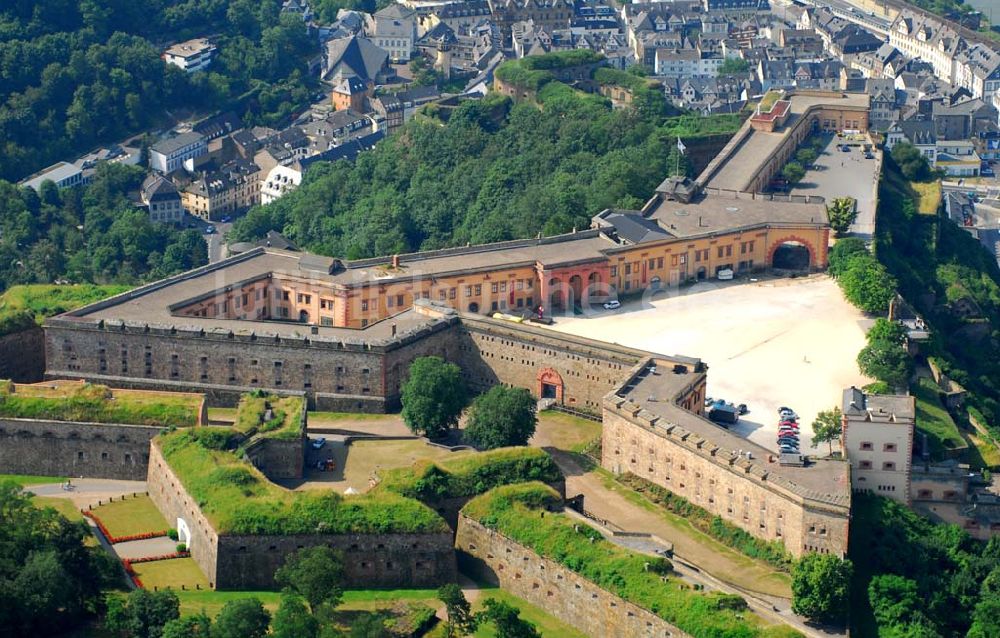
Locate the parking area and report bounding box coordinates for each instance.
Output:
[548,275,873,452]
[791,133,880,240]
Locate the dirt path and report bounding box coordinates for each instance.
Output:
[551,450,793,599]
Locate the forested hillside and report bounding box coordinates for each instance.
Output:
[0,163,207,292]
[0,0,316,182]
[230,87,742,258]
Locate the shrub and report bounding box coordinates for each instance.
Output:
[167,528,178,541]
[838,252,897,314]
[176,543,187,553]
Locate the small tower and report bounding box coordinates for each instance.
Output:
[434,40,452,81]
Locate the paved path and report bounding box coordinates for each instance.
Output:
[114,536,179,559]
[27,479,147,509]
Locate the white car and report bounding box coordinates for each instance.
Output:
[778,408,798,420]
[603,300,621,310]
[716,268,734,280]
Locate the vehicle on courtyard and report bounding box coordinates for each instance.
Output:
[717,268,734,280]
[603,300,621,310]
[311,437,326,449]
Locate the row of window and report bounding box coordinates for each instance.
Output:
[858,441,898,452]
[857,460,898,471]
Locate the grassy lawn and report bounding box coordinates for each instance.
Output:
[0,382,201,427]
[0,472,66,485]
[594,469,793,598]
[912,378,966,459]
[32,495,99,547]
[910,180,941,215]
[965,421,1000,469]
[470,587,588,638]
[309,439,471,492]
[534,410,601,453]
[176,588,437,619]
[90,495,169,537]
[133,558,210,591]
[207,407,237,423]
[309,411,400,423]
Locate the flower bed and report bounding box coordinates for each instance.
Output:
[121,552,191,589]
[82,509,168,544]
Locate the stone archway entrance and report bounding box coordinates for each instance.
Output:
[772,241,812,270]
[537,367,564,403]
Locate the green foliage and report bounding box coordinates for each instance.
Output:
[465,386,537,449]
[212,597,271,638]
[796,148,818,167]
[0,381,201,426]
[0,284,128,334]
[228,81,740,258]
[718,58,751,75]
[810,407,842,455]
[0,2,319,183]
[791,553,853,623]
[0,165,207,292]
[782,161,806,185]
[105,589,180,638]
[377,446,562,502]
[911,377,965,457]
[271,594,319,638]
[274,547,345,612]
[836,251,898,314]
[890,143,932,181]
[827,197,857,236]
[161,612,212,638]
[857,339,911,389]
[478,598,540,638]
[848,492,1000,636]
[400,356,466,439]
[617,474,793,571]
[158,429,449,535]
[494,50,603,92]
[867,318,908,345]
[462,483,794,637]
[438,583,477,637]
[0,481,116,635]
[233,394,305,440]
[827,238,868,278]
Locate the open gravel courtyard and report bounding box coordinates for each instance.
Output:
[548,274,873,452]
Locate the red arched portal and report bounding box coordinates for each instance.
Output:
[537,368,564,403]
[767,236,817,269]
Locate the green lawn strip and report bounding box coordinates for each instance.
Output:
[159,429,448,535]
[90,495,170,538]
[176,590,283,618]
[912,378,966,458]
[376,447,562,502]
[309,411,400,422]
[0,382,200,427]
[132,557,210,591]
[207,407,237,423]
[470,587,589,638]
[0,472,67,485]
[463,483,797,638]
[536,410,602,452]
[0,284,129,336]
[594,470,792,596]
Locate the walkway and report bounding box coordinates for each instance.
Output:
[28,478,146,509]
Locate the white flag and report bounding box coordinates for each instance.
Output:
[677,138,686,154]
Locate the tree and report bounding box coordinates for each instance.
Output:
[400,356,467,439]
[967,593,1000,638]
[857,340,912,389]
[438,584,477,637]
[827,197,857,237]
[717,58,750,75]
[477,599,540,638]
[867,318,907,346]
[796,148,818,167]
[464,386,537,449]
[791,553,852,623]
[271,594,319,638]
[782,161,806,185]
[811,407,842,455]
[274,547,345,613]
[212,598,271,638]
[350,613,389,637]
[161,612,211,638]
[104,589,180,638]
[890,142,931,181]
[827,238,868,278]
[838,253,897,313]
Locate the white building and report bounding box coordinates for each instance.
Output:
[842,387,916,504]
[370,4,417,62]
[162,38,217,73]
[260,164,304,205]
[18,161,86,191]
[140,174,184,224]
[149,132,208,174]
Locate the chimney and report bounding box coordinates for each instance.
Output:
[391,323,397,337]
[391,254,399,269]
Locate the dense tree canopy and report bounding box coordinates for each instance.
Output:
[0,0,318,181]
[791,553,853,623]
[464,385,537,449]
[0,480,117,635]
[0,163,207,292]
[212,597,271,638]
[105,589,180,638]
[400,356,467,439]
[274,546,345,612]
[229,86,741,259]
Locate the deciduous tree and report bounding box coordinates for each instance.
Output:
[212,598,270,638]
[464,386,537,449]
[271,594,319,638]
[791,553,853,623]
[827,197,857,236]
[477,598,541,638]
[401,356,467,439]
[438,584,477,637]
[274,547,345,613]
[810,407,842,455]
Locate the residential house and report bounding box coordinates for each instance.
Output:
[487,0,574,41]
[141,175,184,224]
[932,98,998,140]
[370,4,417,62]
[655,47,722,78]
[955,43,1000,99]
[793,60,844,91]
[179,159,261,221]
[935,140,981,176]
[758,59,796,91]
[419,0,492,35]
[703,0,770,19]
[323,35,390,85]
[831,24,884,57]
[867,78,899,130]
[885,119,937,163]
[332,76,369,111]
[852,42,907,79]
[253,127,312,177]
[889,10,965,84]
[372,94,404,133]
[162,38,216,72]
[260,164,303,205]
[149,132,207,174]
[776,28,824,59]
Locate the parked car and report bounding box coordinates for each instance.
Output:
[204,225,216,234]
[778,426,799,434]
[311,437,327,450]
[779,445,799,454]
[779,419,799,426]
[840,145,851,152]
[221,215,232,223]
[716,268,734,281]
[864,152,874,160]
[737,403,748,415]
[603,300,621,310]
[778,433,799,441]
[778,408,797,419]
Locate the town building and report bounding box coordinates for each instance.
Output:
[332,76,370,112]
[323,34,391,86]
[141,175,184,224]
[370,4,418,62]
[18,161,87,191]
[162,38,216,73]
[149,132,208,174]
[179,159,261,221]
[260,164,303,205]
[841,387,916,503]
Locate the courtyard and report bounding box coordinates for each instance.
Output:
[548,274,873,452]
[790,133,881,240]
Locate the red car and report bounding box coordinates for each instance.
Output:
[779,420,799,428]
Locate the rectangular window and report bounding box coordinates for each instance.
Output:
[396,294,403,307]
[361,300,369,312]
[516,280,524,290]
[883,443,897,453]
[474,284,481,296]
[883,462,896,471]
[491,282,498,293]
[718,247,724,258]
[610,266,618,277]
[859,460,872,469]
[320,316,333,326]
[648,258,656,269]
[465,286,472,297]
[860,442,873,451]
[657,257,664,268]
[500,281,506,292]
[624,263,631,275]
[449,288,456,299]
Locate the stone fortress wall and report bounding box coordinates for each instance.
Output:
[0,418,164,481]
[456,513,689,638]
[0,326,46,382]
